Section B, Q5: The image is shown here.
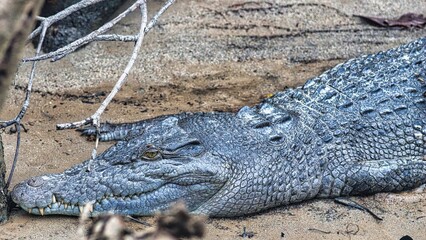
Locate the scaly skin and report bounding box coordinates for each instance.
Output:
[12,38,426,217]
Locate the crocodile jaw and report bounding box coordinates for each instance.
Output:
[11,154,227,216]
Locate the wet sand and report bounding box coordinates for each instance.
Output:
[1,0,426,239]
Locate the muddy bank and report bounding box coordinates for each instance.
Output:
[1,0,426,239]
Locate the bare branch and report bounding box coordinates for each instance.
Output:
[94,34,138,42]
[23,1,143,62]
[57,0,149,130]
[28,0,106,41]
[57,0,176,130]
[4,0,176,181]
[93,0,176,42]
[54,117,93,130]
[5,124,20,189]
[25,0,176,61]
[35,16,46,21]
[57,0,149,172]
[145,0,176,30]
[93,2,148,123]
[1,18,51,187]
[0,24,48,129]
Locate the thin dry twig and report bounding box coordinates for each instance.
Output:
[94,34,138,42]
[0,23,48,128]
[25,0,176,61]
[5,125,20,189]
[54,0,148,171]
[2,0,176,184]
[93,0,176,42]
[1,16,51,188]
[56,0,176,170]
[56,0,148,130]
[334,197,383,221]
[28,0,106,41]
[56,0,175,130]
[24,1,143,62]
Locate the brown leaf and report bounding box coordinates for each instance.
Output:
[356,13,426,28]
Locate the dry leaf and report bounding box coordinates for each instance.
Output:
[356,13,426,28]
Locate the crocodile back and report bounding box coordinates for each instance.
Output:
[224,38,426,211]
[257,38,426,162]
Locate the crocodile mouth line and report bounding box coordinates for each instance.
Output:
[19,179,225,216]
[20,191,148,216]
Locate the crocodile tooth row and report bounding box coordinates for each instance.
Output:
[24,194,95,216]
[25,193,139,215]
[24,204,93,216]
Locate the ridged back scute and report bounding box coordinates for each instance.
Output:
[236,103,300,147]
[235,38,426,162]
[256,38,425,139]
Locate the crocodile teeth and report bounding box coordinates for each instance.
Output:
[79,206,83,213]
[64,203,68,209]
[52,195,56,203]
[39,208,44,216]
[28,208,32,214]
[87,204,93,213]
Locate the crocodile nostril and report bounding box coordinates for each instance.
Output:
[27,177,44,187]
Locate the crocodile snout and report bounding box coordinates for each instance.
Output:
[11,175,56,211]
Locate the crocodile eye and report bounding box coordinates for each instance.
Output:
[141,146,161,160]
[143,150,158,159]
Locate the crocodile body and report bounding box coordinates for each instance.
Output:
[12,38,426,217]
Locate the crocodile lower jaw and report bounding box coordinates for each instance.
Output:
[20,192,144,216]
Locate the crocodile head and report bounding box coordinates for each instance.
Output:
[11,115,230,216]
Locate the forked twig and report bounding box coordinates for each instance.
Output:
[56,0,175,130]
[0,24,48,129]
[2,0,176,184]
[93,0,175,42]
[0,13,51,188]
[54,0,145,170]
[24,1,144,62]
[28,0,106,41]
[56,0,148,130]
[25,0,176,62]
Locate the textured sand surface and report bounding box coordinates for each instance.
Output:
[1,0,426,239]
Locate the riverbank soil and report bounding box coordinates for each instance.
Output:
[1,0,426,239]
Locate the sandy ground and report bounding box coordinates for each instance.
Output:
[1,0,426,239]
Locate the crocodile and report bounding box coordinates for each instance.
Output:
[11,37,426,217]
